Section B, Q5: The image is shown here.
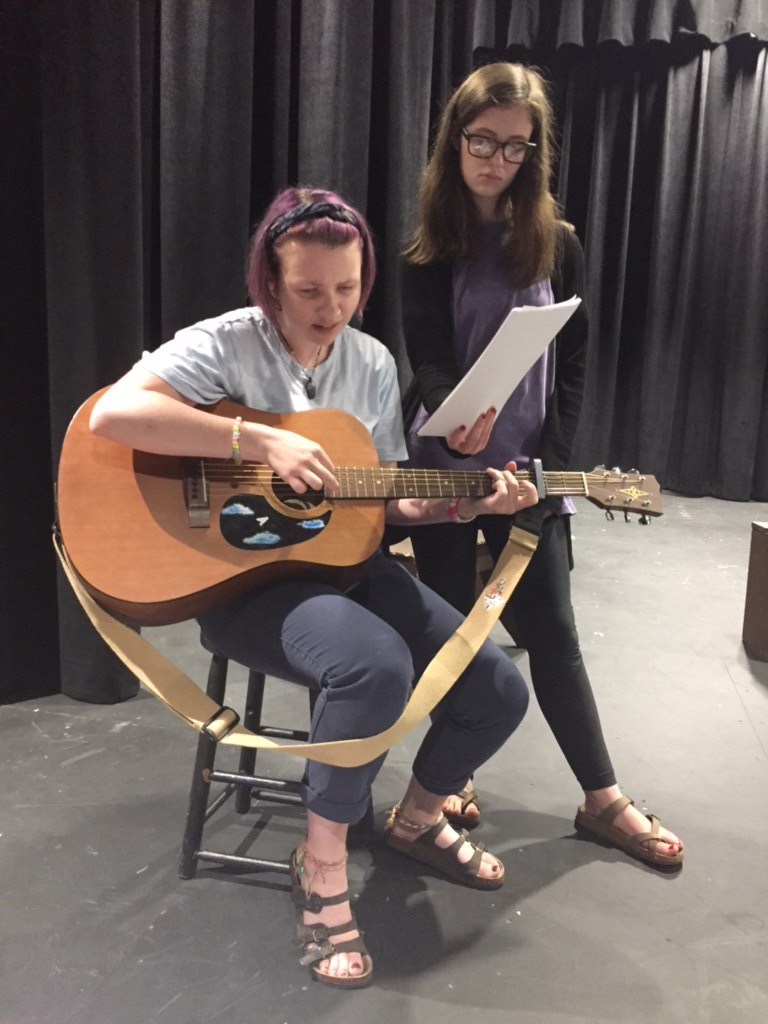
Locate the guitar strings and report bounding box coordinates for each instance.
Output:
[189,463,631,498]
[195,463,614,484]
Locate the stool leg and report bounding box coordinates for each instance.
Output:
[235,670,266,814]
[178,653,228,879]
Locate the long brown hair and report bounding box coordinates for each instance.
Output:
[405,62,560,286]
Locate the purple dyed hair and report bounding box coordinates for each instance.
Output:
[246,186,376,324]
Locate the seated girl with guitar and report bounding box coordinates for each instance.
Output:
[89,187,540,989]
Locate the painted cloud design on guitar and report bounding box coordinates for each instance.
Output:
[219,493,330,551]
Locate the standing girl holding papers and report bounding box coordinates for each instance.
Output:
[401,62,684,869]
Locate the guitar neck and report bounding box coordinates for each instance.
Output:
[199,458,661,516]
[328,467,589,501]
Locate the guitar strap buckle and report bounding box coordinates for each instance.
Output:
[201,706,240,741]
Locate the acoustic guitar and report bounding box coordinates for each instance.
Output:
[56,393,662,626]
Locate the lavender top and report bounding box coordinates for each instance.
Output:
[406,224,575,514]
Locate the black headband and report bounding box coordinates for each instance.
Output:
[266,201,360,247]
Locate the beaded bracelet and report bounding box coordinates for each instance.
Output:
[231,416,243,463]
[446,496,476,524]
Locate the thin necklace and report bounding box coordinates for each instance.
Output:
[279,331,322,399]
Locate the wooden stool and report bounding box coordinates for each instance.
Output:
[178,634,316,878]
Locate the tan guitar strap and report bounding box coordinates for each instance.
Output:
[53,526,538,768]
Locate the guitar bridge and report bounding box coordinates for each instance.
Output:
[184,459,210,528]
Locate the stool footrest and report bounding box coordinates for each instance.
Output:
[254,789,303,806]
[196,850,291,874]
[257,726,310,740]
[209,769,302,794]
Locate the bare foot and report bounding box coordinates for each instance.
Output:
[390,803,503,882]
[442,778,480,825]
[295,844,365,981]
[584,788,683,861]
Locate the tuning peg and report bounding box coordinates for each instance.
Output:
[605,510,615,521]
[638,514,650,526]
[624,510,630,523]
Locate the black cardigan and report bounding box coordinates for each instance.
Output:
[400,222,589,472]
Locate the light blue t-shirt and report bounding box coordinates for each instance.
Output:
[139,307,407,463]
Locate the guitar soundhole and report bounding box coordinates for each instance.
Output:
[220,493,330,551]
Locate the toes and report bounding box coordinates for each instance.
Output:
[322,952,362,978]
[442,793,479,819]
[454,834,501,878]
[483,854,503,878]
[660,840,683,856]
[349,956,363,976]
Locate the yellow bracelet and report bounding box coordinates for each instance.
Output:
[231,416,243,463]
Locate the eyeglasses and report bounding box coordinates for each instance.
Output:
[461,129,537,165]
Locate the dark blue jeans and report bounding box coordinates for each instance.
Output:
[409,515,616,792]
[198,552,529,823]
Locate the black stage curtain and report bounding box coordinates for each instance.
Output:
[3,0,767,702]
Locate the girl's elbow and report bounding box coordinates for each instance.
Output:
[89,395,121,438]
[89,404,107,437]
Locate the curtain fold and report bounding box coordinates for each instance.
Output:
[158,0,256,337]
[505,0,768,50]
[2,0,59,701]
[4,0,768,703]
[550,39,768,498]
[297,0,374,206]
[41,1,151,702]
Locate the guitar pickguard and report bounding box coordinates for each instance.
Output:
[219,493,330,551]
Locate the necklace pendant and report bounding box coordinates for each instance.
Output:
[304,379,317,400]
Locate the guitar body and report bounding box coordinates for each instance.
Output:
[57,394,385,625]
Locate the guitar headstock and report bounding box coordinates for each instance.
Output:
[584,467,663,519]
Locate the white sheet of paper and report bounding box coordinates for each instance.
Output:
[416,296,581,437]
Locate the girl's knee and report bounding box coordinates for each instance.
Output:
[500,667,529,726]
[466,647,529,727]
[372,642,414,718]
[329,632,413,722]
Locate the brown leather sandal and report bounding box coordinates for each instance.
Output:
[443,785,482,830]
[385,805,504,890]
[290,849,373,988]
[574,796,684,870]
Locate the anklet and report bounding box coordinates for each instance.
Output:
[386,802,442,833]
[295,844,348,894]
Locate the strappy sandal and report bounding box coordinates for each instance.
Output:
[384,803,504,890]
[443,785,482,830]
[290,848,373,989]
[574,796,684,870]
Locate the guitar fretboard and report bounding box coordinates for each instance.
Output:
[327,467,590,500]
[200,463,592,500]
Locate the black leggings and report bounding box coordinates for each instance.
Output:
[409,514,616,791]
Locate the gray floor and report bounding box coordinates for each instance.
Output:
[3,493,768,1024]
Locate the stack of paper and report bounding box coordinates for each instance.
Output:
[417,296,581,437]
